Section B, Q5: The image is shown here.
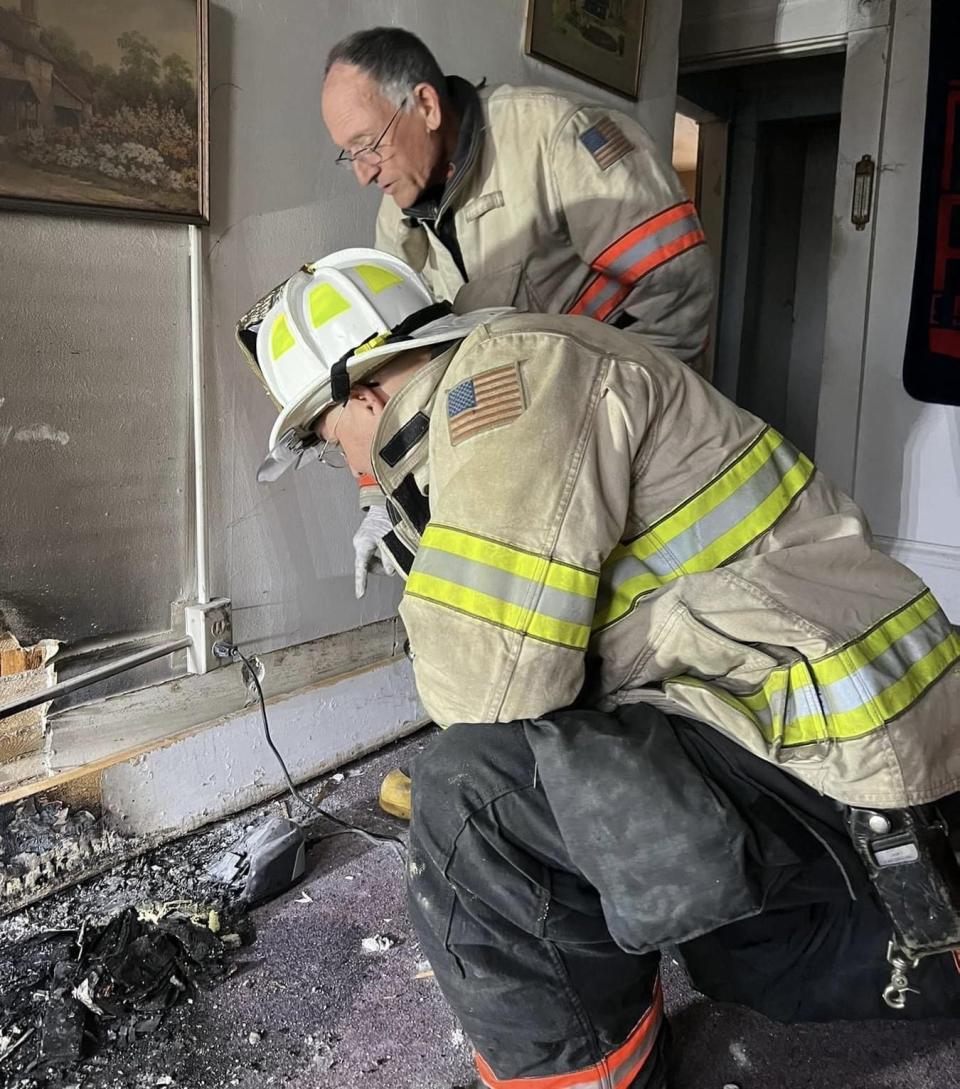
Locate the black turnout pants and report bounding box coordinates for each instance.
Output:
[406,705,960,1089]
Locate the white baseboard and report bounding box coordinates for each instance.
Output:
[0,619,423,825]
[100,655,424,837]
[875,536,960,622]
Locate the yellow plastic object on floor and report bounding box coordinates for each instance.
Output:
[379,768,411,821]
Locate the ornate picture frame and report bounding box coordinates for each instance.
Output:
[524,0,647,100]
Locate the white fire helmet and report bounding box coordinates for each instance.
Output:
[236,248,512,482]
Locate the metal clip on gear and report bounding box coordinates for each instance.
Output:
[847,805,960,1009]
[883,938,921,1010]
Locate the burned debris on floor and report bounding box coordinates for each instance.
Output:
[0,732,481,1089]
[0,790,278,1086]
[0,755,401,1086]
[0,798,126,908]
[0,897,251,1081]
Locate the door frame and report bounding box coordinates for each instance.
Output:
[813,17,893,493]
[676,97,728,384]
[678,2,894,491]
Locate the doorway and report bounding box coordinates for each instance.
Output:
[738,116,839,455]
[680,52,845,458]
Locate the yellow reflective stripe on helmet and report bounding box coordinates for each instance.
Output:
[595,429,814,630]
[308,283,351,329]
[355,264,404,293]
[404,525,597,650]
[270,314,295,359]
[670,590,960,746]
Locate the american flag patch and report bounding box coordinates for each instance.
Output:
[580,117,634,171]
[446,364,525,446]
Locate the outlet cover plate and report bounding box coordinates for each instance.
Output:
[184,599,232,674]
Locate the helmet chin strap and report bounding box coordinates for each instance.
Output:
[328,301,453,407]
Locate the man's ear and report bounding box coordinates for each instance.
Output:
[352,384,388,413]
[412,81,443,133]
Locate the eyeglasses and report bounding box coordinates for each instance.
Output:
[314,404,347,470]
[335,99,407,168]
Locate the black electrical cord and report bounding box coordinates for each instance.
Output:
[220,642,407,860]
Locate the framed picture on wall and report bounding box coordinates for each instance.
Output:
[524,0,647,100]
[0,0,208,223]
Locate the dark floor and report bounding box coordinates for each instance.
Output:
[1,728,958,1089]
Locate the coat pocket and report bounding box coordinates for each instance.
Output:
[668,604,782,685]
[657,605,833,766]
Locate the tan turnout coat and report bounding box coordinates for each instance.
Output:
[376,83,713,363]
[369,313,960,809]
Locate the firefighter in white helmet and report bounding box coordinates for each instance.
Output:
[237,250,960,1088]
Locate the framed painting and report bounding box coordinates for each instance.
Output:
[0,0,208,223]
[525,0,647,100]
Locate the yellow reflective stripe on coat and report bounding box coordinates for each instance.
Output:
[594,428,814,630]
[405,525,598,650]
[670,590,960,746]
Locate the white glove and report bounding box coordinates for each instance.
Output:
[352,504,398,598]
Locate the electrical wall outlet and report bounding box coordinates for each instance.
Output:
[184,599,232,674]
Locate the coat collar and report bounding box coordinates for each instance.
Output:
[401,76,484,225]
[371,344,459,520]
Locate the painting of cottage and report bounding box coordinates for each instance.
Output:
[0,0,206,221]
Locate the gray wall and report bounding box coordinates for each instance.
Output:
[0,217,191,650]
[1,0,682,669]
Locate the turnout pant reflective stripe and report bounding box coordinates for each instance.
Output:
[670,589,960,746]
[475,980,664,1089]
[595,428,814,631]
[405,524,599,650]
[568,202,706,322]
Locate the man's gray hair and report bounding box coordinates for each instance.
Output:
[325,27,448,110]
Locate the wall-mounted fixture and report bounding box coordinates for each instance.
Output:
[852,154,876,230]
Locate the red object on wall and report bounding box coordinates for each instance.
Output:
[904,3,960,405]
[928,85,960,359]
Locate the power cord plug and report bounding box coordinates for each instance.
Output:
[213,640,241,663]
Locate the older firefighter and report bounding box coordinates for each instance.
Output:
[322,26,714,606]
[237,250,960,1088]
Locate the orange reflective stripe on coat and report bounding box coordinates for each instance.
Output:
[569,201,706,322]
[474,978,663,1089]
